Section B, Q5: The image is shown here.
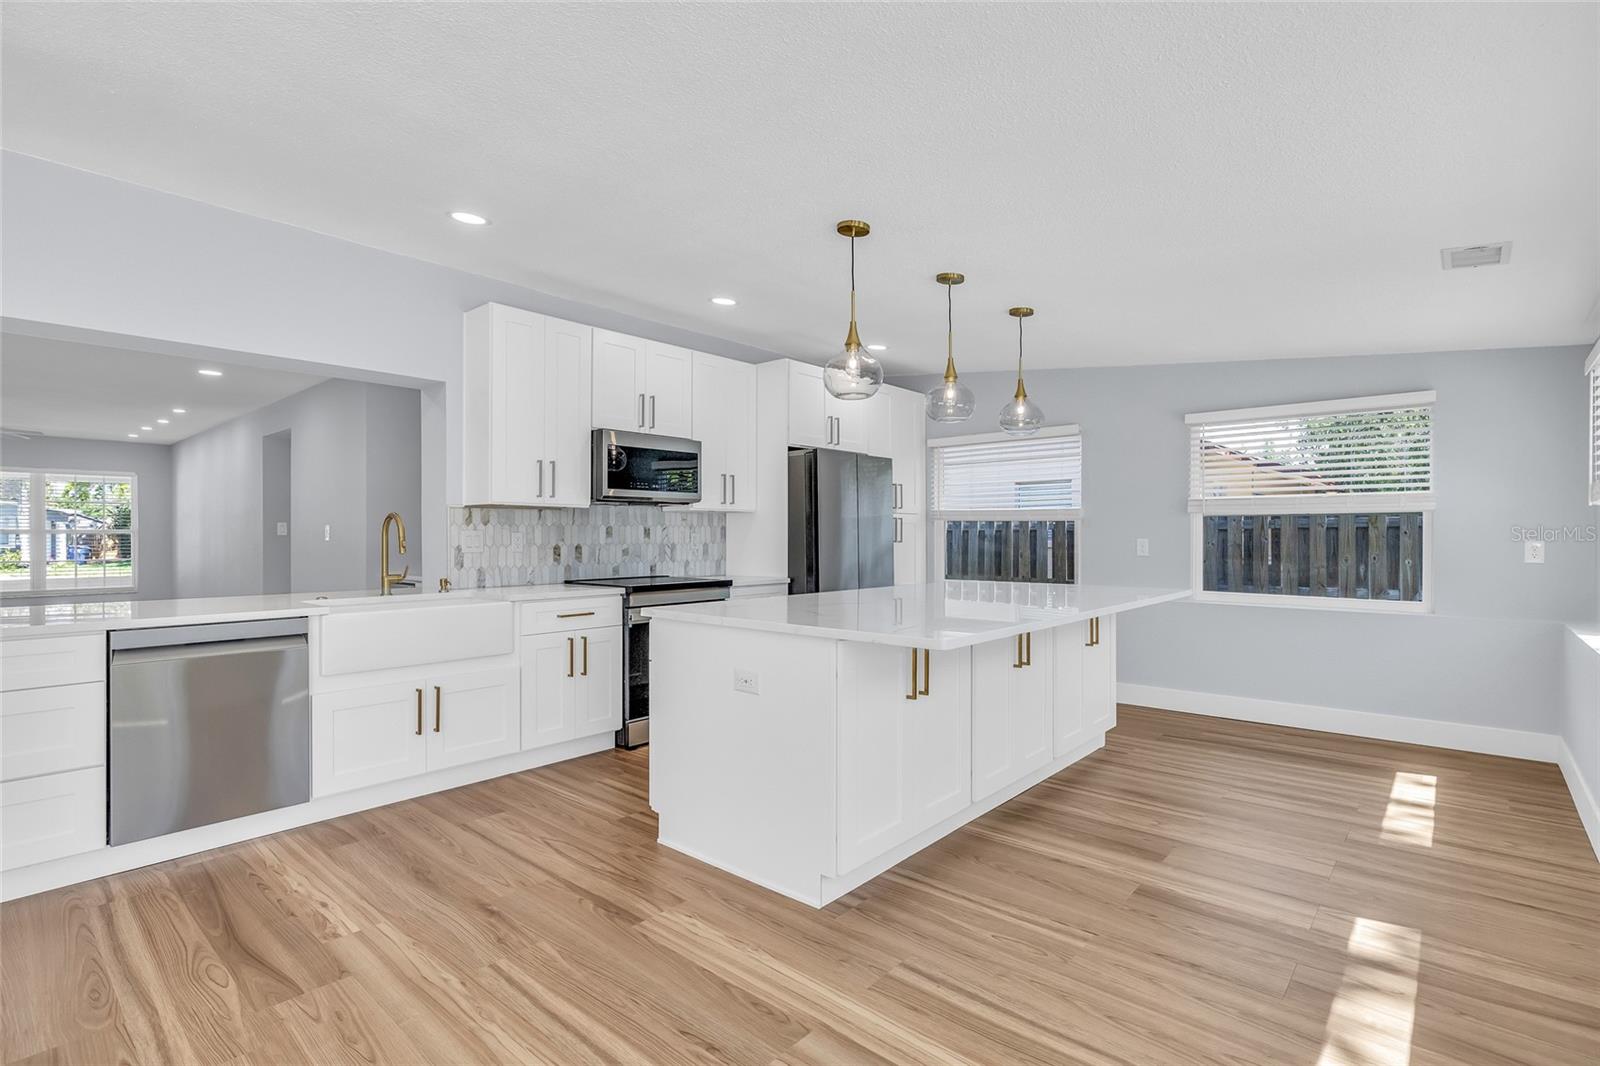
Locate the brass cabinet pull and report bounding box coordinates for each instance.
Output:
[556,610,595,619]
[1084,617,1100,648]
[906,647,919,700]
[415,687,423,735]
[1014,634,1024,669]
[920,648,930,696]
[433,685,442,733]
[1025,631,1032,666]
[581,635,589,676]
[567,636,575,677]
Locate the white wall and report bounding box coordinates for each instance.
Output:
[899,344,1593,734]
[1,151,787,588]
[0,435,177,601]
[172,379,421,597]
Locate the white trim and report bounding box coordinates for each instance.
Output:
[1117,683,1560,762]
[1556,738,1600,862]
[929,423,1081,449]
[1184,391,1437,425]
[0,731,614,901]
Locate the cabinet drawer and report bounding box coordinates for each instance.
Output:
[0,767,106,870]
[731,580,789,599]
[0,682,105,781]
[1,634,104,691]
[520,597,622,635]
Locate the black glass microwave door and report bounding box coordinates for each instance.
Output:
[606,443,699,495]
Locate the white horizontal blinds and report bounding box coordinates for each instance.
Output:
[930,432,1082,516]
[1187,392,1434,514]
[1587,345,1600,505]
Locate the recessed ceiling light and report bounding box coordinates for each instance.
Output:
[157,418,170,424]
[140,426,153,432]
[172,408,186,414]
[450,211,489,226]
[197,368,223,377]
[866,344,887,352]
[710,296,737,307]
[127,433,139,438]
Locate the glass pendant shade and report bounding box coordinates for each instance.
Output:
[998,306,1044,436]
[926,271,975,423]
[824,220,882,400]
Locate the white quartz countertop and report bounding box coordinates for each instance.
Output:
[644,581,1190,650]
[0,583,623,636]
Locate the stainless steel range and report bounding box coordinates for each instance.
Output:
[565,575,732,748]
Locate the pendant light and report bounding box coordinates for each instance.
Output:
[998,306,1044,436]
[823,219,884,400]
[925,272,976,423]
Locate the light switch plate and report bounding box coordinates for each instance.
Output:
[1524,541,1545,563]
[733,669,759,695]
[1136,538,1150,557]
[460,529,484,551]
[323,524,331,542]
[276,522,288,536]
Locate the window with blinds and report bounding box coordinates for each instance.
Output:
[1185,393,1434,610]
[0,470,138,595]
[1587,343,1600,506]
[930,428,1081,585]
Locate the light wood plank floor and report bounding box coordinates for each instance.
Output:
[3,706,1597,1065]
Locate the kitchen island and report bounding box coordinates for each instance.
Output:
[646,580,1187,907]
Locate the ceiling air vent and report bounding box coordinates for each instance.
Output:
[1441,242,1511,269]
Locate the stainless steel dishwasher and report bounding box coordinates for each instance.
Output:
[109,617,310,845]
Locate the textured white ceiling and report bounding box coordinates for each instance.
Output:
[2,3,1595,374]
[0,333,326,444]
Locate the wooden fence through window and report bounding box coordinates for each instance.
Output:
[943,520,1075,584]
[1202,513,1423,601]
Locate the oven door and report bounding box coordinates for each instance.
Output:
[592,429,702,504]
[619,584,731,749]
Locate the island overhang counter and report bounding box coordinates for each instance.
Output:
[645,580,1188,907]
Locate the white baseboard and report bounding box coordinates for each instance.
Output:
[1117,683,1562,763]
[1556,739,1600,862]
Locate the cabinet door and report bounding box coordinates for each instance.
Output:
[0,767,105,870]
[313,682,428,797]
[972,634,1055,801]
[864,386,895,459]
[690,352,730,511]
[426,666,520,771]
[544,317,593,508]
[1083,614,1117,734]
[788,362,828,447]
[720,357,756,511]
[893,516,925,585]
[837,643,971,873]
[593,329,646,430]
[891,387,925,514]
[1053,622,1088,756]
[520,632,577,749]
[496,308,546,504]
[642,341,694,437]
[826,390,871,453]
[574,627,622,738]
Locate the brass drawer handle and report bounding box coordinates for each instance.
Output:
[920,648,930,696]
[1024,631,1032,666]
[1014,634,1024,669]
[567,636,575,678]
[557,610,595,619]
[581,635,589,677]
[906,646,919,701]
[415,687,423,735]
[433,685,442,733]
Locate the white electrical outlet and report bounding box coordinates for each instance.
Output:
[733,669,759,695]
[276,522,288,536]
[460,529,484,550]
[1524,541,1546,564]
[323,524,331,542]
[1136,538,1150,557]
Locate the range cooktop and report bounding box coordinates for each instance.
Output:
[565,575,733,594]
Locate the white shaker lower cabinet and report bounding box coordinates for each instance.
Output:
[1053,614,1118,756]
[0,767,106,871]
[521,626,620,749]
[425,667,521,771]
[313,667,520,796]
[971,632,1056,801]
[836,643,972,873]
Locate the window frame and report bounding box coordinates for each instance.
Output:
[1185,392,1434,614]
[928,424,1083,585]
[0,469,140,597]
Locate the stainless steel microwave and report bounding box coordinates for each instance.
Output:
[591,429,703,504]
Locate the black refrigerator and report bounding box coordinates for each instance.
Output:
[787,448,895,594]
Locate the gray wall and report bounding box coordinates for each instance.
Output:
[172,379,421,597]
[0,435,176,601]
[899,344,1593,733]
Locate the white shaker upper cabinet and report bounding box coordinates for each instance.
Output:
[888,386,926,515]
[462,303,592,508]
[691,352,756,512]
[786,359,881,453]
[592,330,693,438]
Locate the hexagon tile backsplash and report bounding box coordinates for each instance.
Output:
[447,505,727,589]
